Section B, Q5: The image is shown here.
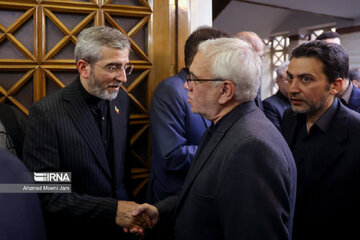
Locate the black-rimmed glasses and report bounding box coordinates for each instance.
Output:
[93,64,134,76]
[186,73,224,89]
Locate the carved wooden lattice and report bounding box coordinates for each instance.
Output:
[0,0,152,200]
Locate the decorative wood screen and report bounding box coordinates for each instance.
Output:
[0,0,152,200]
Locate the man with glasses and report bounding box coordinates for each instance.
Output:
[130,38,297,239]
[23,26,143,240]
[147,26,229,206]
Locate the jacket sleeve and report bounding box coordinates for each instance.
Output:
[263,99,281,130]
[150,83,198,174]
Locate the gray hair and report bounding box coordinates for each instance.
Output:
[197,38,261,102]
[74,26,130,64]
[275,61,289,78]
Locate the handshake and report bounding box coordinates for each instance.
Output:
[115,201,160,236]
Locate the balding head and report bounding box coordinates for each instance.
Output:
[235,31,264,57]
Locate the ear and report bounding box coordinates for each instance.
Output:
[77,60,91,79]
[218,80,235,104]
[330,78,343,95]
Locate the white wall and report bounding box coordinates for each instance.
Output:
[190,0,212,32]
[341,32,360,68]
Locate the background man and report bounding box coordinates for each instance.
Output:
[147,26,229,204]
[282,40,360,239]
[263,61,290,130]
[315,31,341,44]
[316,31,360,112]
[23,26,141,240]
[134,38,297,239]
[349,66,360,88]
[236,31,264,110]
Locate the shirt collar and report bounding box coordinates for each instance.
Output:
[341,81,353,105]
[313,97,338,132]
[295,98,338,133]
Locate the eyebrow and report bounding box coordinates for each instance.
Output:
[104,62,129,67]
[287,70,315,79]
[188,71,199,79]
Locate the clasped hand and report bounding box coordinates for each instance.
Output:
[115,201,159,236]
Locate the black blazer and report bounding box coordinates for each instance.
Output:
[22,78,131,240]
[0,150,46,240]
[263,91,290,130]
[156,101,297,240]
[282,102,360,239]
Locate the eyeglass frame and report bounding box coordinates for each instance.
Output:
[186,72,224,88]
[91,63,134,76]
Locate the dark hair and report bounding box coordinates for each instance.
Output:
[291,40,348,83]
[349,67,360,82]
[316,31,340,41]
[184,26,230,67]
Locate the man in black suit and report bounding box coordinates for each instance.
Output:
[0,150,46,240]
[282,40,360,239]
[263,61,290,130]
[131,38,297,239]
[22,26,144,239]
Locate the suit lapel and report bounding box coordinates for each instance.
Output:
[62,79,112,178]
[174,102,257,216]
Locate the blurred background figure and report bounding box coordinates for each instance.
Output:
[262,61,290,130]
[349,67,360,88]
[316,31,341,44]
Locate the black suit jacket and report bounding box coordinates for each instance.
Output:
[156,101,297,240]
[0,150,46,240]
[282,102,360,239]
[22,78,131,240]
[263,91,290,130]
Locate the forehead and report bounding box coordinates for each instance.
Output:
[189,51,210,76]
[288,57,324,75]
[98,46,130,62]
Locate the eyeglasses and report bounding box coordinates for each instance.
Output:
[186,73,224,89]
[93,63,134,76]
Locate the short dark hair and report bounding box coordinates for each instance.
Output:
[184,26,230,67]
[291,40,349,83]
[316,31,340,41]
[349,67,360,82]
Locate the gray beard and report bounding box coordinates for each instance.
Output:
[88,73,119,100]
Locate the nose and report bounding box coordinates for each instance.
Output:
[288,79,300,94]
[115,71,127,83]
[184,80,190,90]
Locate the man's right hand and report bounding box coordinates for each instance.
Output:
[123,203,160,235]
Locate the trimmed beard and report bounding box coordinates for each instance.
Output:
[88,72,119,101]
